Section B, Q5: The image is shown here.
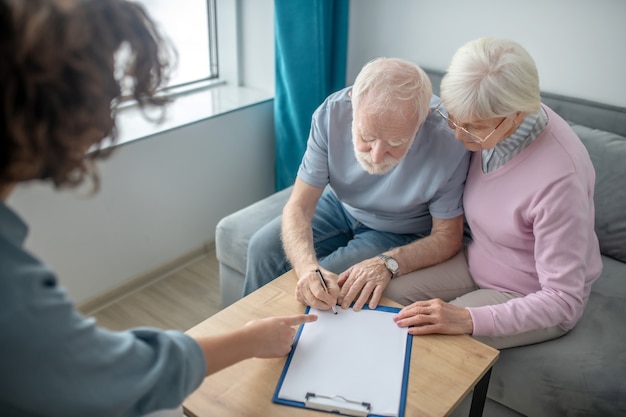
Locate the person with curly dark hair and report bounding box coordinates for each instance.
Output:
[0,1,315,416]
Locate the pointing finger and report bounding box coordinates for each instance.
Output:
[282,314,318,326]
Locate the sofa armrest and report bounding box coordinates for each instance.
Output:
[216,186,293,307]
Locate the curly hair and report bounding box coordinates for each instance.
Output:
[0,0,174,191]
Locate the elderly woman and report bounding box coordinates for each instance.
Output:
[388,37,602,349]
[0,1,314,416]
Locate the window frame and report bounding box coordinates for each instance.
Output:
[129,0,221,100]
[112,0,273,148]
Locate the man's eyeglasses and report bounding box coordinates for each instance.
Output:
[434,104,507,144]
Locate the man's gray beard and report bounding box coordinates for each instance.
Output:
[354,150,399,175]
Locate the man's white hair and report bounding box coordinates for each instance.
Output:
[351,57,432,128]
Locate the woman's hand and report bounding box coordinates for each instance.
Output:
[244,314,318,358]
[197,313,318,376]
[394,299,473,335]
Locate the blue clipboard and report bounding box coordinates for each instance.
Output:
[272,305,412,417]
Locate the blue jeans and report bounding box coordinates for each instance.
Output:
[242,190,422,296]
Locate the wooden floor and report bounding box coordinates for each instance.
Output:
[89,249,222,332]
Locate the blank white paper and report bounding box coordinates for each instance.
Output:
[277,307,410,417]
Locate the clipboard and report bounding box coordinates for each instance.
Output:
[272,305,412,417]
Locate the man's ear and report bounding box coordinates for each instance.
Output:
[348,91,352,99]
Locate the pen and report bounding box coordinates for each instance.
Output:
[315,269,338,314]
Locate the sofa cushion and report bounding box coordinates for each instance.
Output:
[215,186,293,274]
[570,124,626,262]
[488,255,626,416]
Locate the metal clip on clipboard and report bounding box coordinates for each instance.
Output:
[305,392,371,416]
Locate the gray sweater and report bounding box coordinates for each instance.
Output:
[0,202,206,417]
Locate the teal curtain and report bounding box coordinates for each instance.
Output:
[274,0,349,191]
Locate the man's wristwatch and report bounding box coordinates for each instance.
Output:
[378,254,399,279]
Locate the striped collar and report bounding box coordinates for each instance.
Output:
[482,107,548,172]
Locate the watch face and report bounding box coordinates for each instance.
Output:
[386,257,399,272]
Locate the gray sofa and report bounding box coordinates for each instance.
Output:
[215,69,626,416]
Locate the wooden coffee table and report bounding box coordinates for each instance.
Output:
[183,270,499,417]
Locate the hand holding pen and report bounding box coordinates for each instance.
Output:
[315,269,338,314]
[294,267,340,312]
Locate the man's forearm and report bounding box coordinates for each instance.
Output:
[281,209,318,278]
[385,216,464,276]
[389,234,460,275]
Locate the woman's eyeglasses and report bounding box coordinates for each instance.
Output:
[434,104,507,143]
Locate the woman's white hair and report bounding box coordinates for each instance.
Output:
[351,57,432,127]
[440,37,541,122]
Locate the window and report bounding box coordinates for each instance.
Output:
[114,0,273,147]
[135,0,218,91]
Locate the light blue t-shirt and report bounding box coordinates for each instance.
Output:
[298,87,470,235]
[0,202,206,417]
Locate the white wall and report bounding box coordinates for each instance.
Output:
[347,0,626,107]
[239,0,275,91]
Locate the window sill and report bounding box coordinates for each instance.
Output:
[114,83,274,148]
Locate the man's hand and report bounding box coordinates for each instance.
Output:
[393,298,473,335]
[295,268,340,311]
[337,257,392,311]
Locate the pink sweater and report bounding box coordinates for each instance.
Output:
[465,106,602,337]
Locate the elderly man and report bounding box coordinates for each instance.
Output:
[243,58,470,312]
